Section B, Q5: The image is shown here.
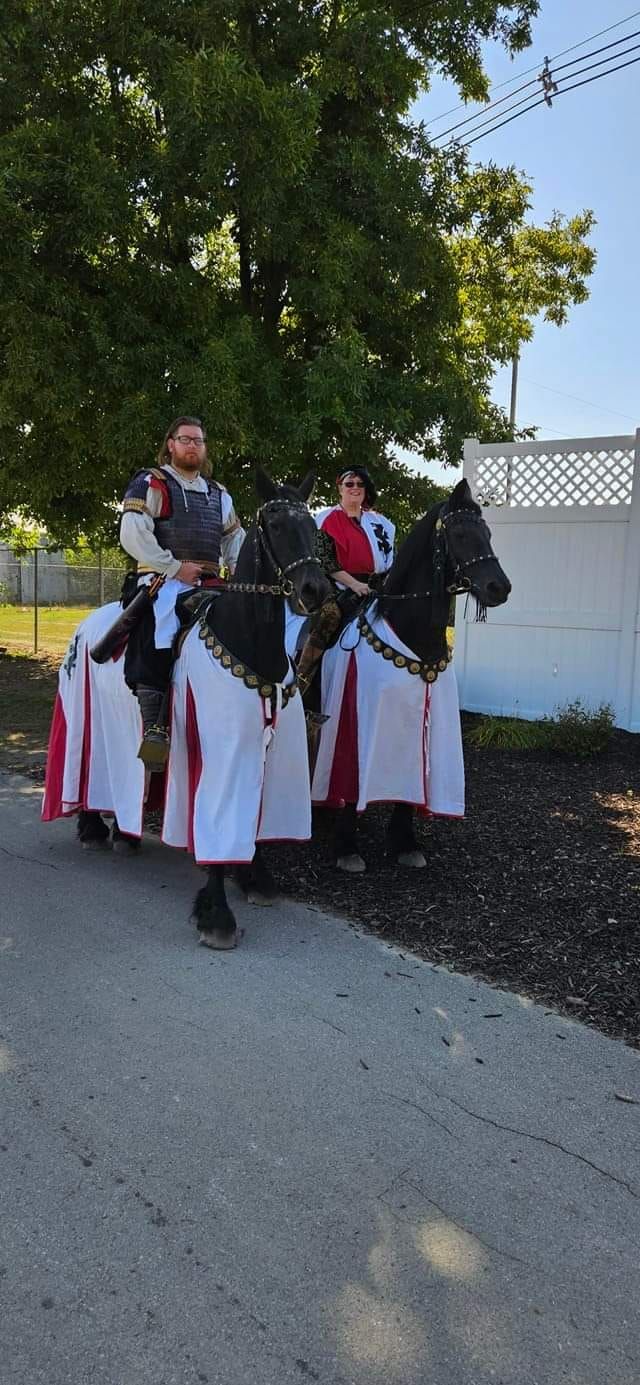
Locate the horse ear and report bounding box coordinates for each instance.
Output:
[297,471,316,503]
[449,478,473,509]
[254,466,279,503]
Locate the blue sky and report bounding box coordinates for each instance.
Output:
[407,1,640,484]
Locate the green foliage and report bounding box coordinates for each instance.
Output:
[0,1,595,544]
[62,539,127,570]
[541,700,615,759]
[465,715,546,750]
[0,513,42,554]
[466,701,615,757]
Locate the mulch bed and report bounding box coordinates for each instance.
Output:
[2,649,638,1048]
[268,723,640,1049]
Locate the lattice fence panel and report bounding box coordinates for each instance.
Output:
[472,443,635,508]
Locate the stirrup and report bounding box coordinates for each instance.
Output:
[137,725,170,771]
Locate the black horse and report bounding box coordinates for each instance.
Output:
[78,469,331,948]
[331,478,511,871]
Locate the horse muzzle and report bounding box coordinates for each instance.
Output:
[475,562,511,607]
[290,567,333,616]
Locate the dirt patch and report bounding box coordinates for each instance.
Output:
[0,650,58,774]
[2,650,638,1048]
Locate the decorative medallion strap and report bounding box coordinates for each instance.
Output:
[224,579,287,595]
[359,617,450,685]
[198,619,298,705]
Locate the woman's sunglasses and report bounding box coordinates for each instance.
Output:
[342,480,364,489]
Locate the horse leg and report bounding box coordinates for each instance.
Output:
[111,821,142,856]
[235,845,278,907]
[386,803,426,869]
[191,866,238,949]
[335,803,366,874]
[77,810,110,851]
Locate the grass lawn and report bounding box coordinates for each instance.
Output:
[0,604,92,655]
[0,608,94,773]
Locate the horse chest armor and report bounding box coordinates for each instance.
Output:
[154,474,223,563]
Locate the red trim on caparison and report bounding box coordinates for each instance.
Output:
[422,681,430,808]
[325,651,359,808]
[185,679,202,855]
[41,692,67,821]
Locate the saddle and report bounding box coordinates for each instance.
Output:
[173,587,223,657]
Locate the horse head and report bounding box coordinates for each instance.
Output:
[254,467,331,615]
[442,479,511,609]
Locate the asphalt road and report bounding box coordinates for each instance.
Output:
[1,770,639,1385]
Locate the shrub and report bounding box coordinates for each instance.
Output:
[541,699,615,758]
[465,716,546,750]
[465,700,615,757]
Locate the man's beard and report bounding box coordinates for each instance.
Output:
[170,453,203,474]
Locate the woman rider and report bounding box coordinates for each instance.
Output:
[295,466,395,695]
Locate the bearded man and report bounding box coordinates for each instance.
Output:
[119,415,244,767]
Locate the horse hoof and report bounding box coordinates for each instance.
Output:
[112,835,141,856]
[396,850,426,869]
[336,853,366,874]
[247,890,274,908]
[198,928,238,950]
[81,838,111,852]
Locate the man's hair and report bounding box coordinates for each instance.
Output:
[158,416,211,477]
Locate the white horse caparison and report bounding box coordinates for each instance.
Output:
[292,480,511,872]
[43,470,332,946]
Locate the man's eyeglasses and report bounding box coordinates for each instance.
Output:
[343,480,364,489]
[173,435,205,447]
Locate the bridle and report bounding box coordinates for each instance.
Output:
[440,506,496,594]
[224,498,322,599]
[378,504,496,603]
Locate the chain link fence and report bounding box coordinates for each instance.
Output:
[0,550,126,654]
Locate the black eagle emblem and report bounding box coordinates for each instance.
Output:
[371,522,392,558]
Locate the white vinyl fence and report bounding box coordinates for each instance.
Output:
[456,431,640,732]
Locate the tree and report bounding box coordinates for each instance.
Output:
[0,1,594,544]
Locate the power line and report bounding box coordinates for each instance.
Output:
[432,31,640,145]
[427,8,640,126]
[521,378,638,426]
[517,421,576,437]
[433,75,539,142]
[462,50,640,149]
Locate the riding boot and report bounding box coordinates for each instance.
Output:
[136,685,170,771]
[295,634,327,697]
[295,597,342,696]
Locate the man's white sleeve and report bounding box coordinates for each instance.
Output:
[220,493,245,575]
[119,486,182,578]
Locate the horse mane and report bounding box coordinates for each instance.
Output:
[383,503,443,595]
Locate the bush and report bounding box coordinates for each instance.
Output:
[465,700,615,757]
[465,715,545,750]
[541,699,615,758]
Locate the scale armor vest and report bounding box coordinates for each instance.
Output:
[153,471,223,565]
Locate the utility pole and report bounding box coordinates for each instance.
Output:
[506,352,519,506]
[509,353,519,432]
